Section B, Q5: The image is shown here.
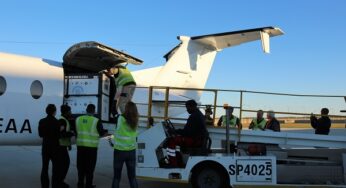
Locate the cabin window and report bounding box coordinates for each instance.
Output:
[30,80,43,99]
[0,76,6,96]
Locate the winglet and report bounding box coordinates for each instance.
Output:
[261,31,270,53]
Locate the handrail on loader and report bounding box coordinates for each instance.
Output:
[144,86,346,128]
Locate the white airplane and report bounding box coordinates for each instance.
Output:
[0,26,284,145]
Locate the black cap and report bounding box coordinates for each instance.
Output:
[321,108,329,115]
[185,100,197,107]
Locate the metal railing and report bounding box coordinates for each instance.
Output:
[139,86,346,127]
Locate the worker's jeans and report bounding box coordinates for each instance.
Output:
[112,149,138,188]
[58,146,70,184]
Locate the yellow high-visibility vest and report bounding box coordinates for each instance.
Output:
[115,67,136,86]
[59,116,71,146]
[113,115,137,151]
[76,115,100,148]
[251,118,267,130]
[222,115,238,128]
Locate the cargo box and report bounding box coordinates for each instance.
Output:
[64,73,111,122]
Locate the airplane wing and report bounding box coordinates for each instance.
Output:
[190,26,283,53]
[63,41,143,72]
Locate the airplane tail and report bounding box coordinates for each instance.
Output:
[134,27,284,101]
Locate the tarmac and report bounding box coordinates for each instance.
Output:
[1,129,345,188]
[0,140,191,188]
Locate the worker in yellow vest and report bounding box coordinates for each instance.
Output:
[111,101,138,188]
[113,65,136,114]
[58,105,75,188]
[217,106,242,128]
[75,104,108,188]
[249,110,267,130]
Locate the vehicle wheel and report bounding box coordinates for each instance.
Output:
[191,165,228,188]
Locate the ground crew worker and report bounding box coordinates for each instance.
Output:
[310,108,331,135]
[111,101,139,188]
[265,110,281,132]
[38,104,60,188]
[105,68,118,119]
[249,110,267,130]
[58,105,75,188]
[114,65,136,114]
[217,106,242,128]
[165,100,208,167]
[204,105,214,126]
[75,104,108,188]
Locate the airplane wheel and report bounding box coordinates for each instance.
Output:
[191,165,229,188]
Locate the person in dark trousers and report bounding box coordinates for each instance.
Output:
[310,108,331,135]
[105,68,118,119]
[58,105,75,188]
[265,111,281,132]
[166,100,208,167]
[38,104,60,188]
[113,65,136,114]
[75,104,108,188]
[112,101,139,188]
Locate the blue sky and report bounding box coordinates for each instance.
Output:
[1,1,346,115]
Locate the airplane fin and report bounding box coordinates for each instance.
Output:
[142,27,284,102]
[132,66,163,86]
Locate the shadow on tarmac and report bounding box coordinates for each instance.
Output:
[0,140,191,188]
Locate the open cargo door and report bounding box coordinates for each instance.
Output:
[62,41,143,122]
[63,41,143,72]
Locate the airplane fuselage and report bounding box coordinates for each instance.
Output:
[0,27,284,145]
[0,53,186,145]
[0,53,63,145]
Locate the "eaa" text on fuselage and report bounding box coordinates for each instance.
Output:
[0,118,32,133]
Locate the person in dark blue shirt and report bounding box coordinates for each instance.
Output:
[265,111,281,132]
[166,100,208,167]
[310,108,331,135]
[176,100,208,137]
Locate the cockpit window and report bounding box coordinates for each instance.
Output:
[0,76,6,96]
[30,80,43,99]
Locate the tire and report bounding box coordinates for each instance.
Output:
[191,165,229,188]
